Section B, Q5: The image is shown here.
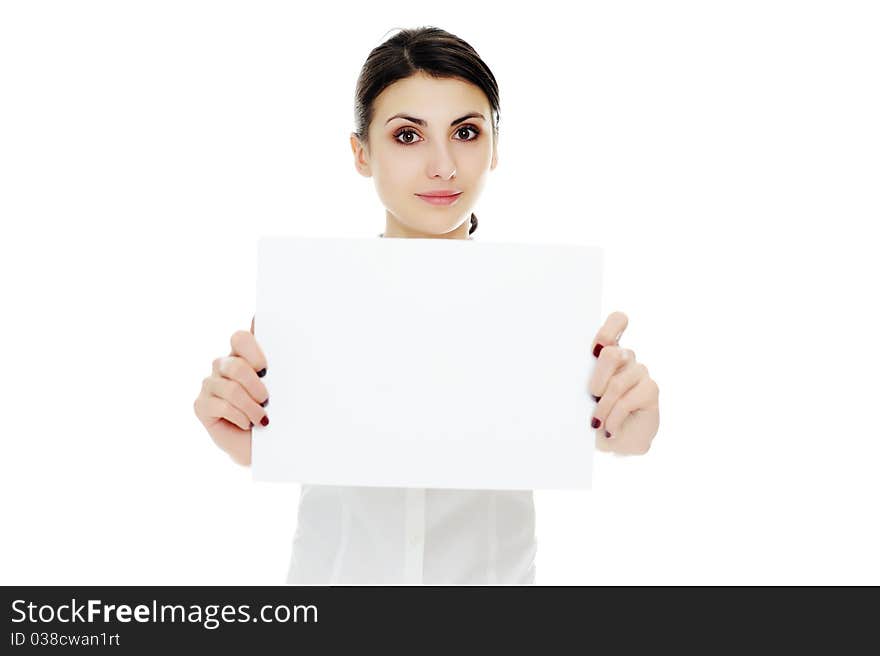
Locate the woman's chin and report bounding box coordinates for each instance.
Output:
[403,212,469,235]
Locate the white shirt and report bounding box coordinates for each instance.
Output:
[285,229,538,584]
[286,485,537,584]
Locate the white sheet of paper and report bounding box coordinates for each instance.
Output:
[252,236,603,490]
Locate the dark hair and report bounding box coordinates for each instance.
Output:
[353,26,500,236]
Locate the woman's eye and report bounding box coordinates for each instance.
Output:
[395,129,421,145]
[455,126,480,141]
[393,125,480,145]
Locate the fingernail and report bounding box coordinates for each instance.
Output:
[591,394,601,403]
[261,416,269,427]
[257,368,267,378]
[591,417,601,429]
[605,430,612,438]
[250,421,254,428]
[261,397,269,407]
[593,343,604,358]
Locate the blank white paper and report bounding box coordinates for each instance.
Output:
[252,236,603,490]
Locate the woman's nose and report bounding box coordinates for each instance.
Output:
[426,143,457,179]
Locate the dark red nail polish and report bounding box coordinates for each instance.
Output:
[261,397,269,407]
[261,416,269,427]
[591,417,600,429]
[593,343,604,358]
[257,368,267,378]
[605,430,612,438]
[591,394,601,403]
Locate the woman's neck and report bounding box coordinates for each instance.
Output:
[382,210,472,240]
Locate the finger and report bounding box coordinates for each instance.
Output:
[212,354,270,408]
[604,376,657,437]
[251,314,255,335]
[229,329,268,377]
[203,375,268,427]
[590,360,647,431]
[588,345,635,399]
[591,311,628,358]
[200,394,252,431]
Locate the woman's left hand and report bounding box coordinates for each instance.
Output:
[588,311,660,455]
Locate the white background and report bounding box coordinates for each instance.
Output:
[1,0,877,585]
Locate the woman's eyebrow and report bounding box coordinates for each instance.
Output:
[384,112,486,126]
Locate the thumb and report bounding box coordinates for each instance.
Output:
[591,311,628,357]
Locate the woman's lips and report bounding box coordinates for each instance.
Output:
[416,192,462,206]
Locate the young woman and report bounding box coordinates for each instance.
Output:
[193,26,660,584]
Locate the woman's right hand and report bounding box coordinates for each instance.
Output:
[193,315,269,467]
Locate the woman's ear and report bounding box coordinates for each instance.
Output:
[350,133,372,177]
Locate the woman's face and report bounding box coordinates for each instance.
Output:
[350,71,497,237]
